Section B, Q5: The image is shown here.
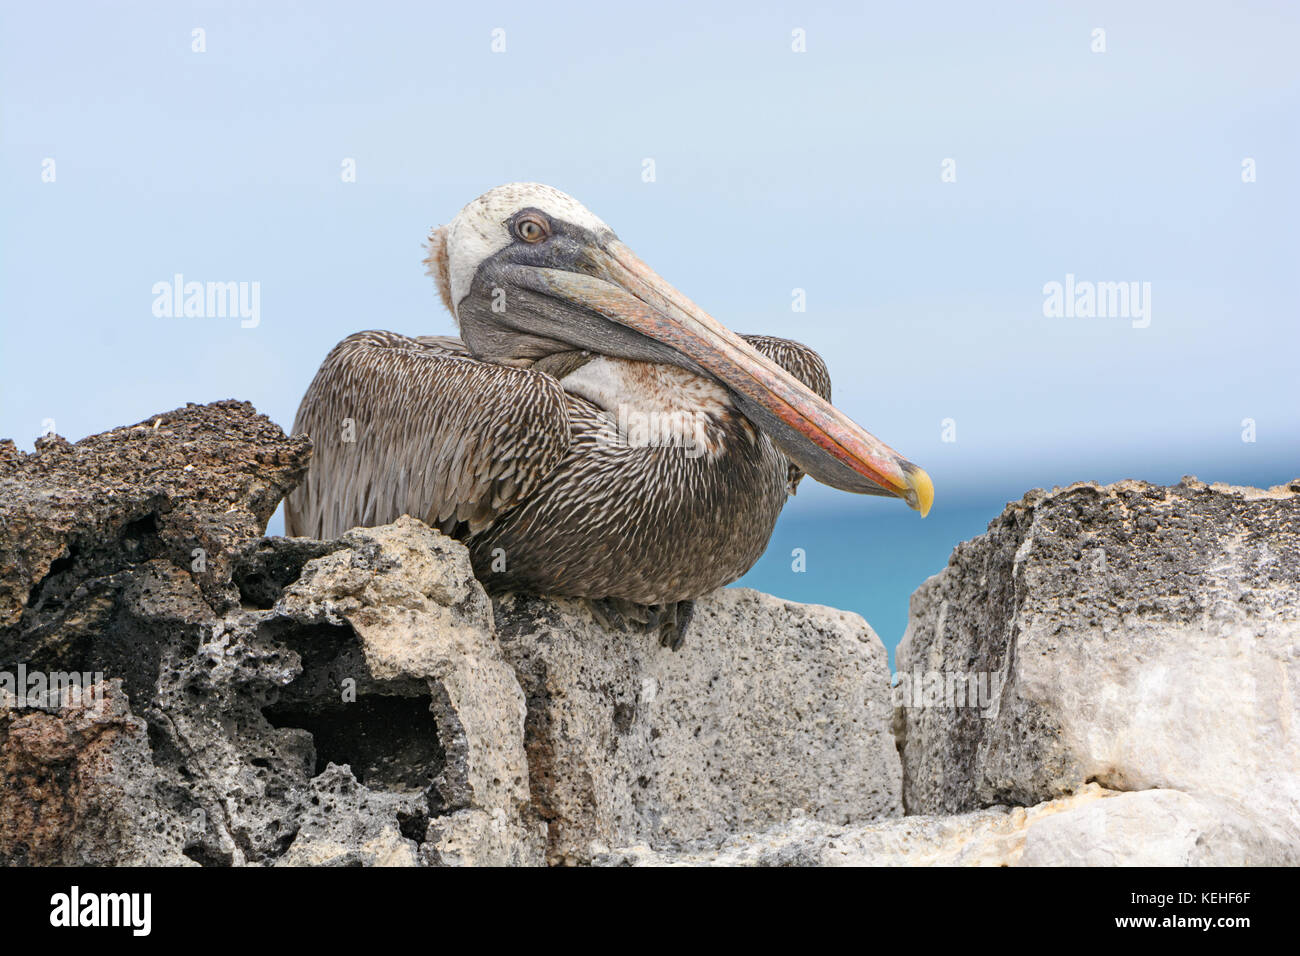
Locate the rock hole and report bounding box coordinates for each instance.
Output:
[397,807,430,843]
[25,549,77,611]
[232,538,342,610]
[263,695,445,795]
[182,843,233,867]
[613,701,635,735]
[123,513,160,540]
[120,513,165,563]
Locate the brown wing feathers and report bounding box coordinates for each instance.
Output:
[284,331,571,539]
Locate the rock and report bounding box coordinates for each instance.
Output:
[0,403,546,866]
[597,783,1292,866]
[895,477,1300,855]
[270,517,545,866]
[0,679,191,866]
[495,589,902,865]
[273,764,422,867]
[0,401,316,866]
[0,401,310,634]
[1014,788,1294,866]
[421,808,544,867]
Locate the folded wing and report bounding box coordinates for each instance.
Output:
[284,330,571,539]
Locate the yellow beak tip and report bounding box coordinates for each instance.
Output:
[906,466,934,518]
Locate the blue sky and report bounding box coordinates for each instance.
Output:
[2,2,1296,570]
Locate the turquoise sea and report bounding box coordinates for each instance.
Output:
[733,497,998,668]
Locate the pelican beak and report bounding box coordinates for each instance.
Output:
[517,240,933,515]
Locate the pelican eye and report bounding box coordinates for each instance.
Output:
[513,214,550,243]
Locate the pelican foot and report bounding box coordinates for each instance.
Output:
[585,598,694,651]
[587,596,634,631]
[655,600,695,652]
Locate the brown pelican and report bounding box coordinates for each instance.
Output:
[285,183,932,646]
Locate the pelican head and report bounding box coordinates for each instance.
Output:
[424,182,933,515]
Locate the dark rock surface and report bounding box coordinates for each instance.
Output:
[1,402,310,864]
[0,403,538,865]
[0,400,309,633]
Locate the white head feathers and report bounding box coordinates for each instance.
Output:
[424,183,611,321]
